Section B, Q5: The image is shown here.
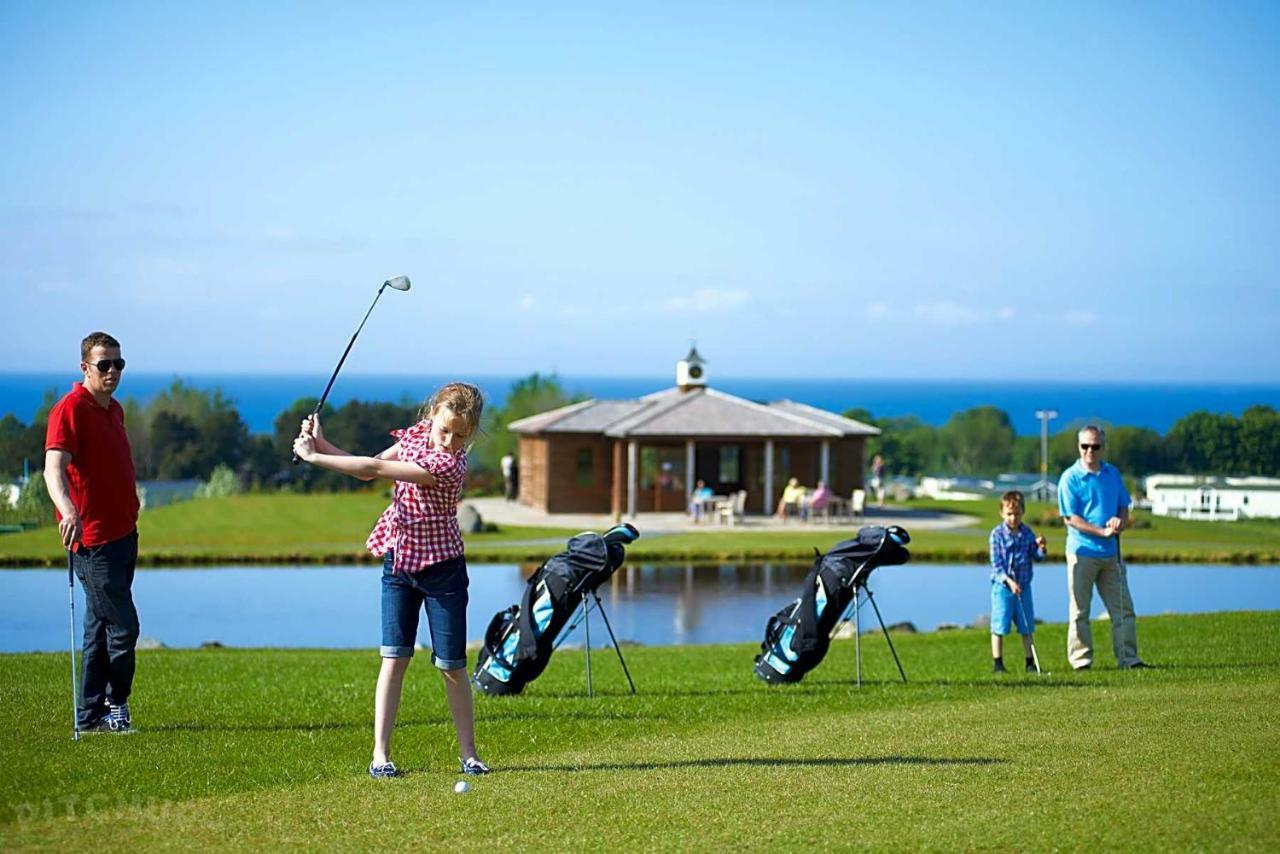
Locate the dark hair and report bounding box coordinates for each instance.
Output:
[1000,490,1025,511]
[81,331,121,361]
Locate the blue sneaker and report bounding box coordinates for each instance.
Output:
[106,703,132,733]
[461,757,491,776]
[368,761,398,779]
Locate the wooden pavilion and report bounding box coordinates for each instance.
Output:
[509,349,880,518]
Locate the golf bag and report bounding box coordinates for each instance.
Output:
[754,525,911,684]
[473,524,638,696]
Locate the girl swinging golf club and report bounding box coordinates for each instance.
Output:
[293,382,491,779]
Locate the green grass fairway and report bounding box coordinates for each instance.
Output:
[2,613,1277,849]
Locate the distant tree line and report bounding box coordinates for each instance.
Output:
[0,375,583,496]
[845,404,1280,479]
[2,382,1274,500]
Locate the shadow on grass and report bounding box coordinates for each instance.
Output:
[503,755,1008,773]
[148,709,667,734]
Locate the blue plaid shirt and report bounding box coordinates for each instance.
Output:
[989,523,1045,587]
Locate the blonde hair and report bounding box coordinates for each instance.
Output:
[419,382,485,445]
[1000,490,1025,512]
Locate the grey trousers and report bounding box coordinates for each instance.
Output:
[1066,552,1140,669]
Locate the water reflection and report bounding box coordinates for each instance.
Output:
[1,562,1277,653]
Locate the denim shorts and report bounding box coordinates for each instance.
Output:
[380,552,469,670]
[991,583,1035,636]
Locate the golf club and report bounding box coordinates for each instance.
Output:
[1009,553,1043,675]
[1016,592,1042,675]
[67,551,80,742]
[292,276,411,463]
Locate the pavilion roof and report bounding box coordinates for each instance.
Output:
[508,387,880,439]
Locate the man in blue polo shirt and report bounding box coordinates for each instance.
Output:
[1057,424,1148,671]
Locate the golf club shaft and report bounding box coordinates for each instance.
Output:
[1017,593,1041,673]
[292,284,387,464]
[67,552,79,742]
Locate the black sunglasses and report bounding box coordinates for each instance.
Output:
[1079,443,1102,451]
[89,358,126,373]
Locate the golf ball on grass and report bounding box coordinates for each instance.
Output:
[454,780,470,794]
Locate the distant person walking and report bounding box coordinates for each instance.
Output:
[1057,425,1148,670]
[44,331,141,733]
[293,382,493,779]
[500,452,517,501]
[870,454,887,506]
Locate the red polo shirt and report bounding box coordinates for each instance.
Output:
[45,383,140,548]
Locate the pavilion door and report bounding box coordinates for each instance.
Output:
[696,445,744,495]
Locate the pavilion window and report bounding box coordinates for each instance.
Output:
[718,447,740,483]
[575,447,595,487]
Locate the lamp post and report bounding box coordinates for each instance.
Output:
[1034,409,1058,500]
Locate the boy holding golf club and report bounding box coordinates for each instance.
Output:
[292,382,492,779]
[988,491,1047,674]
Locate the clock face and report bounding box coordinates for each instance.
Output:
[688,365,703,380]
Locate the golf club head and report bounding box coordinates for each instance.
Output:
[384,275,411,291]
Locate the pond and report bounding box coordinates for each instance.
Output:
[2,562,1278,654]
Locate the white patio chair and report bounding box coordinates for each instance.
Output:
[716,490,748,526]
[850,488,867,520]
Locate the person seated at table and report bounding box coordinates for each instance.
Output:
[808,481,831,519]
[689,479,714,521]
[776,477,807,520]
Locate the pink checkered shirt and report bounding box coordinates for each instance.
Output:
[365,419,468,574]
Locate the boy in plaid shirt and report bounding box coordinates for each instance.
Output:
[989,490,1047,673]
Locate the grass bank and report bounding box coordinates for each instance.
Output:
[2,612,1277,850]
[0,493,578,567]
[1,494,1277,566]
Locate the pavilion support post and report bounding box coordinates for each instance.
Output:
[611,440,624,522]
[820,439,831,485]
[627,440,638,519]
[764,439,775,516]
[685,440,695,503]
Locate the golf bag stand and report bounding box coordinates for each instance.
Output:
[840,577,907,687]
[557,582,637,698]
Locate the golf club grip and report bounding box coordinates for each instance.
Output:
[291,405,326,465]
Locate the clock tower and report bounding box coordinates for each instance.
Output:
[676,345,707,391]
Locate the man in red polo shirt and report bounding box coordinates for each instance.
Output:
[44,331,141,733]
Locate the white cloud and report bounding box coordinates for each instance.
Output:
[519,294,535,310]
[916,301,979,325]
[1064,310,1097,326]
[661,287,751,313]
[866,300,1018,326]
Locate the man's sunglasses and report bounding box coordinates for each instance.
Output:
[88,358,126,373]
[1079,443,1102,451]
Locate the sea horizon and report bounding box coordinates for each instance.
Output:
[4,371,1278,437]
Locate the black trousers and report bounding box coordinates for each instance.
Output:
[72,530,140,725]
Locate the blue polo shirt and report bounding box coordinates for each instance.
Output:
[1057,460,1130,558]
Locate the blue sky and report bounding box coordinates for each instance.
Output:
[3,2,1277,381]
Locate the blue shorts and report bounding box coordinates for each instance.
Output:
[380,552,469,670]
[991,583,1035,636]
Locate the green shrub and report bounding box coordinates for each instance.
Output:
[196,464,243,499]
[16,473,52,525]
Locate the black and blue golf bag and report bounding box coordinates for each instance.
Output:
[754,525,911,684]
[473,524,639,696]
